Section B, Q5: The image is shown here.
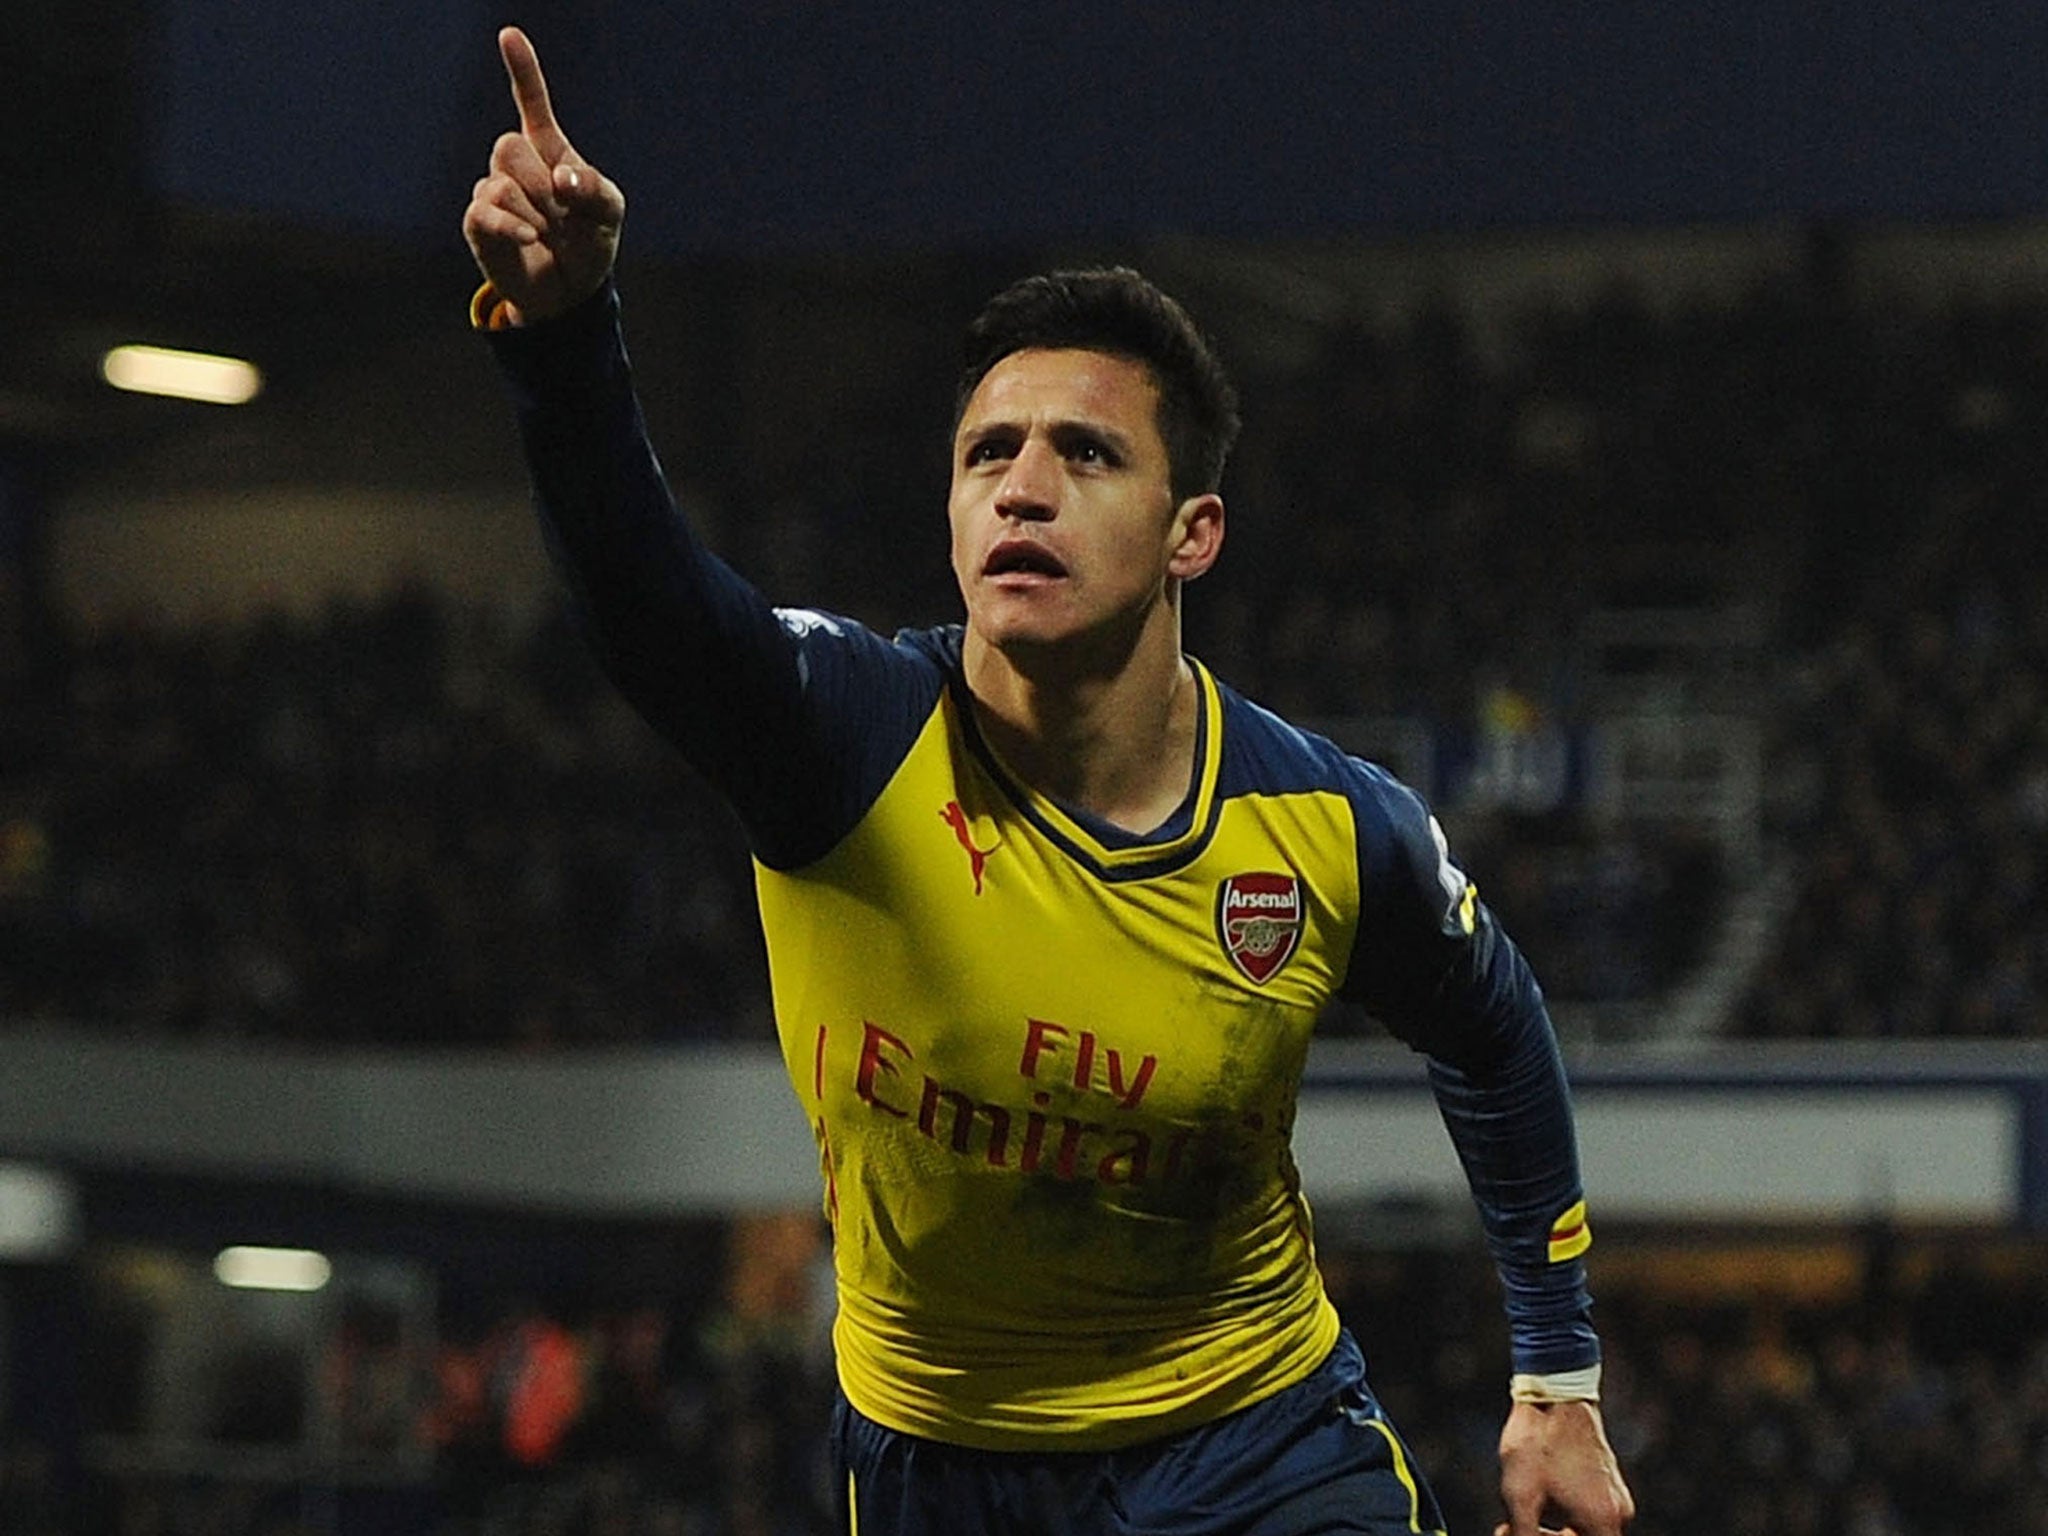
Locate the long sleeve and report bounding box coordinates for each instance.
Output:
[1340,767,1600,1376]
[484,282,939,869]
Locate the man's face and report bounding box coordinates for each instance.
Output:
[948,347,1214,664]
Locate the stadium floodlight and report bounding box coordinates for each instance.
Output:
[0,1162,78,1262]
[101,344,263,406]
[213,1245,332,1292]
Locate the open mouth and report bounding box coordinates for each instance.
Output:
[984,540,1068,580]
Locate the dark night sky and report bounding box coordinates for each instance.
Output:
[150,0,2048,255]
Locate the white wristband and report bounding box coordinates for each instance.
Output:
[1510,1364,1602,1403]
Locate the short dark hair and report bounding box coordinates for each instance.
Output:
[955,267,1241,501]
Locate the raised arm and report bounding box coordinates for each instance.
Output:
[463,27,626,324]
[460,30,940,870]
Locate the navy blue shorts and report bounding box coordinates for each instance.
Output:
[830,1330,1447,1536]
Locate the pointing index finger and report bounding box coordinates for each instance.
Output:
[498,26,574,164]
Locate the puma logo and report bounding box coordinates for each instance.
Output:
[939,800,995,895]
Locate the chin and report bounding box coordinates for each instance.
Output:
[968,592,1070,645]
[966,587,1156,670]
[976,619,1071,658]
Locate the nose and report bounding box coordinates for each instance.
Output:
[994,437,1059,522]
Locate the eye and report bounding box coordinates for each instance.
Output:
[1050,425,1123,468]
[963,430,1017,467]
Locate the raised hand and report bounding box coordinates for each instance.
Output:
[463,27,626,324]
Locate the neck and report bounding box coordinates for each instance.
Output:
[962,612,1198,835]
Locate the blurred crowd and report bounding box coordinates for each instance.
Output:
[1736,509,2048,1039]
[22,1227,2046,1536]
[0,589,767,1045]
[1354,1237,2048,1536]
[1710,264,2048,1041]
[4,241,2048,1043]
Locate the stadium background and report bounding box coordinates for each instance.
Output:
[6,2,2048,1531]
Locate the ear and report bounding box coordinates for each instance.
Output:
[1166,492,1225,582]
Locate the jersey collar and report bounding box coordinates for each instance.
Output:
[952,656,1226,882]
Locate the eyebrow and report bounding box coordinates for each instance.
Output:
[959,416,1139,459]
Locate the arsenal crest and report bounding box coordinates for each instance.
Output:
[1215,872,1303,985]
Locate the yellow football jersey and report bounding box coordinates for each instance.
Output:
[491,289,1601,1458]
[761,658,1355,1449]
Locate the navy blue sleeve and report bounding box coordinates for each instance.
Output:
[485,284,939,869]
[1341,766,1601,1376]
